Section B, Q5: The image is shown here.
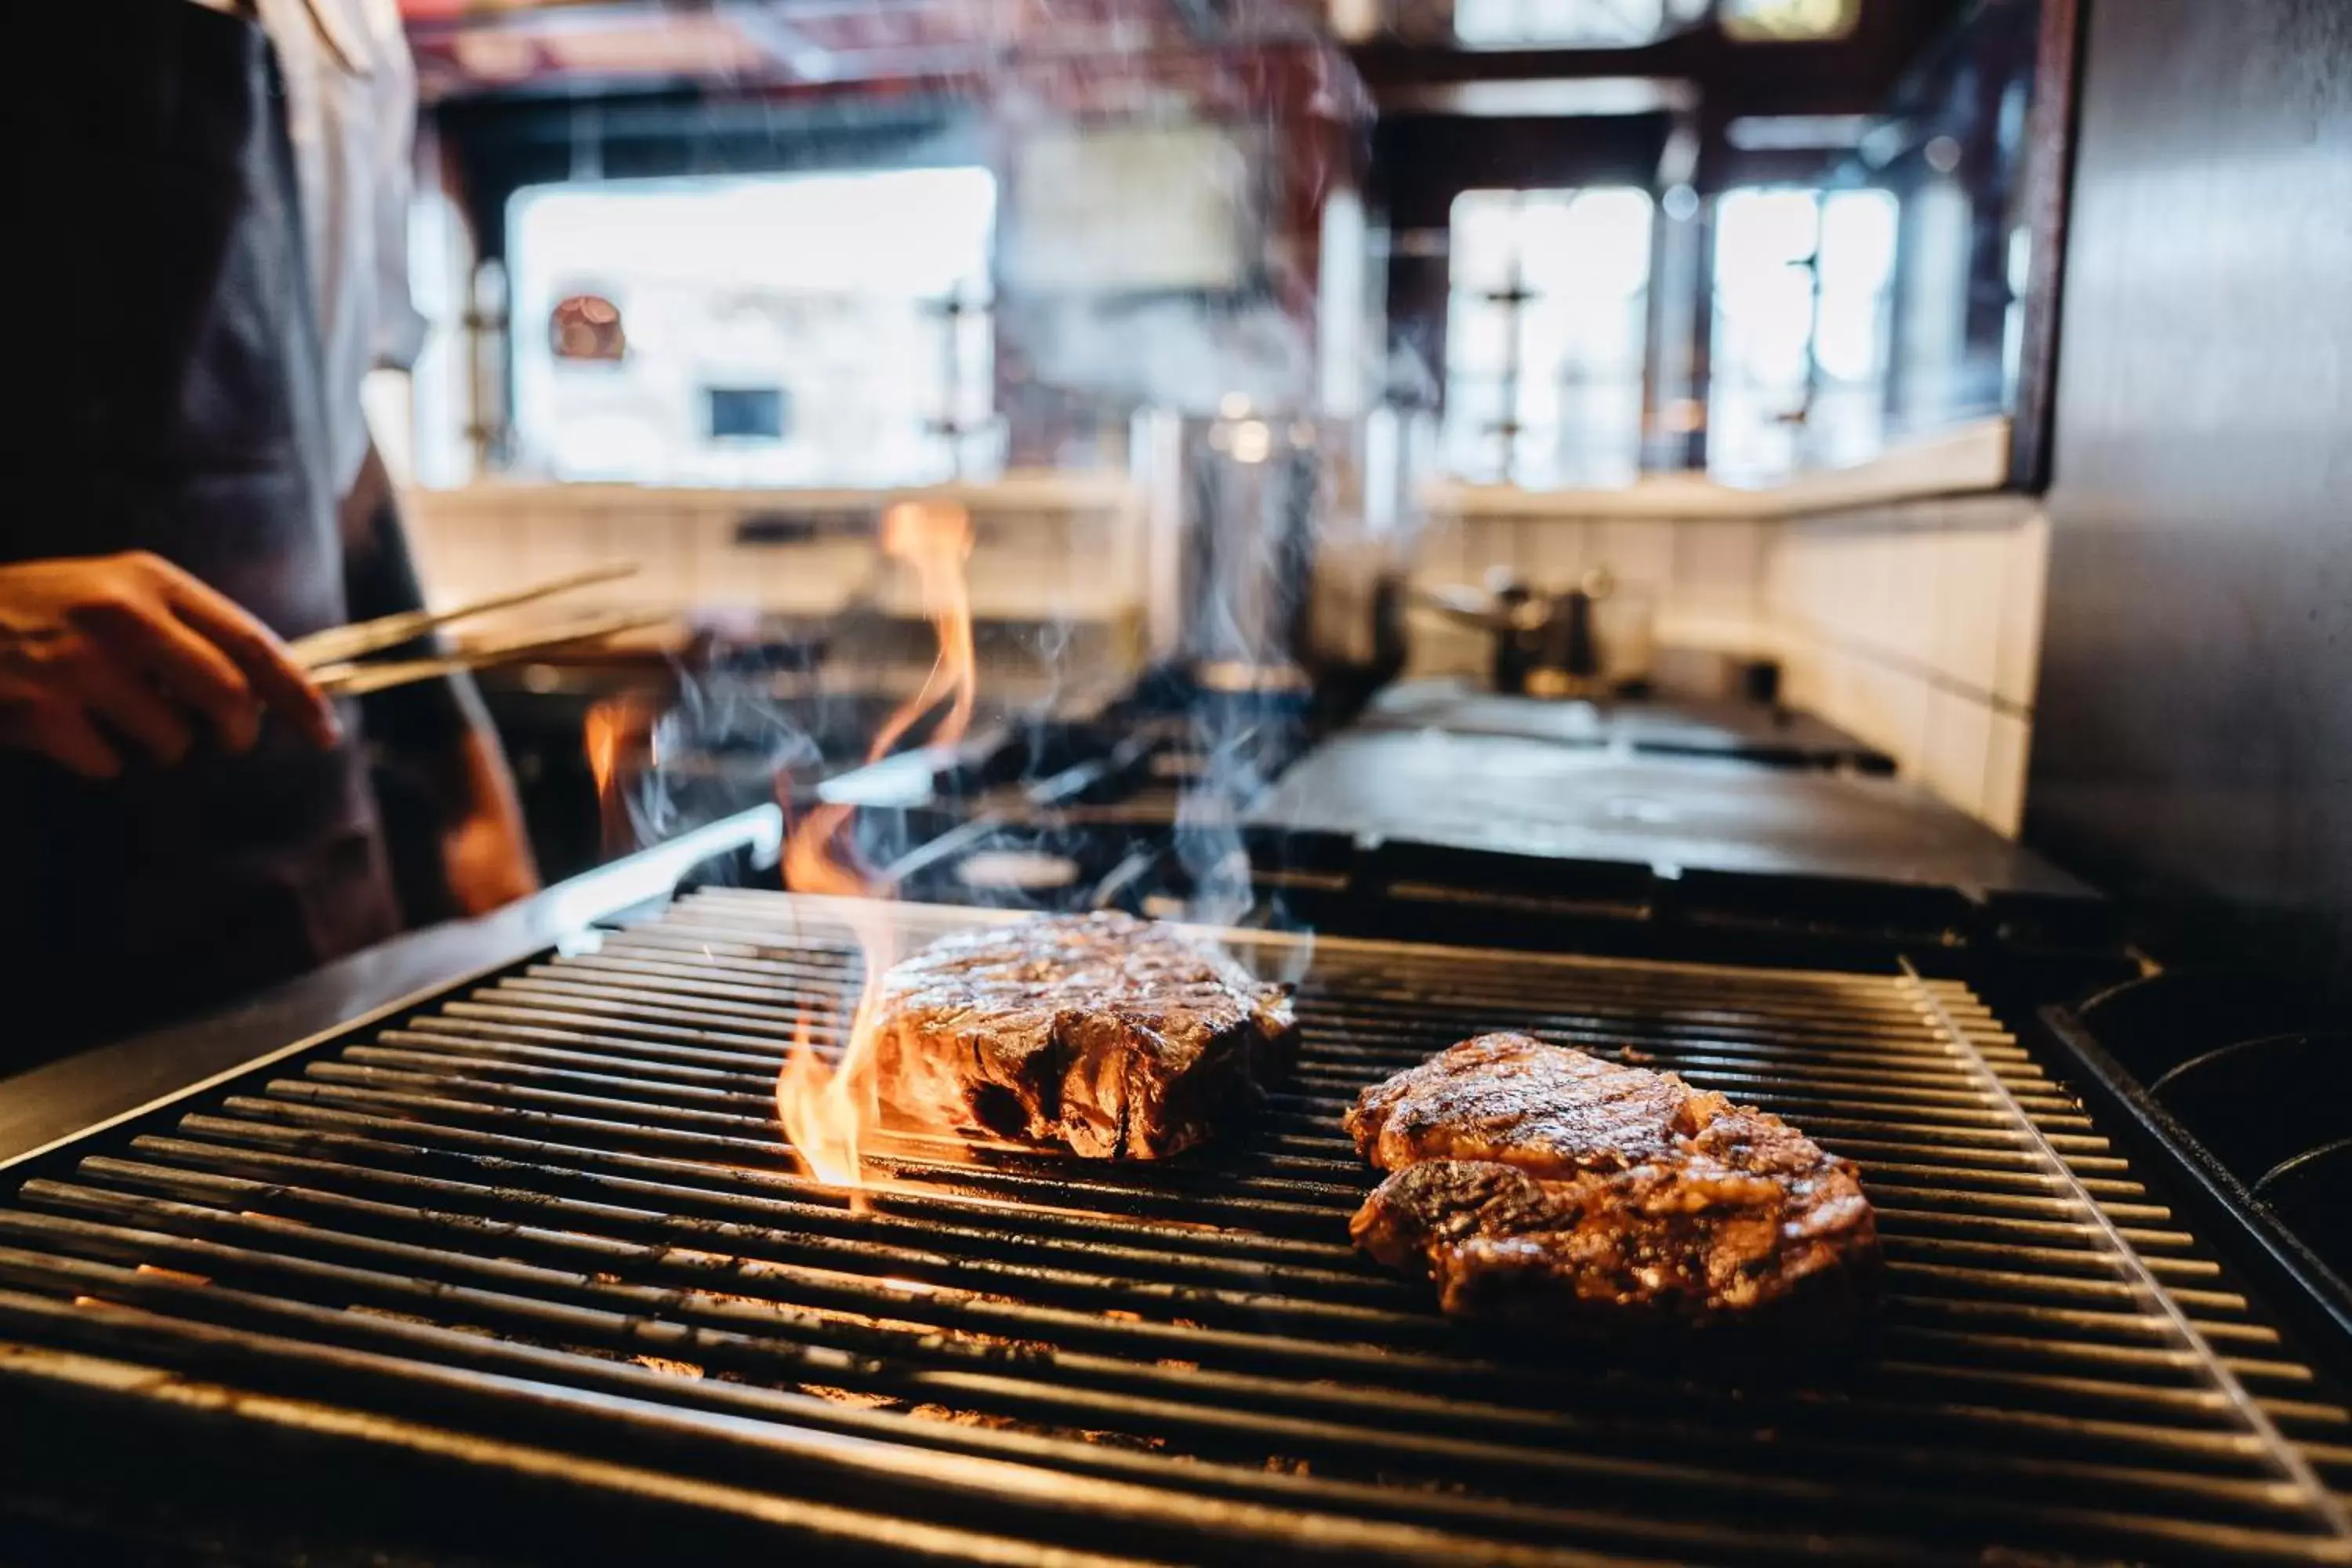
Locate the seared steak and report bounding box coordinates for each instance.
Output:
[1348,1032,1719,1175]
[1347,1034,1878,1325]
[872,913,1297,1160]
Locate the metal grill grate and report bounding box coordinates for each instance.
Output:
[1,888,2347,1565]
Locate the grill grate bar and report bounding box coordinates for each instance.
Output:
[341,1035,2105,1162]
[294,1043,2215,1285]
[77,1134,2243,1361]
[4,1187,2338,1556]
[554,940,2024,1045]
[0,1285,1678,1568]
[506,958,2041,1070]
[1,891,2344,1566]
[186,1103,2195,1261]
[472,989,2041,1103]
[163,1102,2242,1351]
[0,1283,2125,1568]
[406,1004,2066,1112]
[27,1161,2306,1467]
[612,913,1991,1011]
[273,1062,2165,1219]
[1901,963,2352,1548]
[230,1069,2197,1305]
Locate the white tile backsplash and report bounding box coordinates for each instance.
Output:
[1767,497,2046,836]
[405,482,1148,630]
[1930,521,2008,695]
[1414,514,1468,588]
[1984,710,2034,838]
[1994,507,2051,710]
[1523,519,1590,587]
[1882,533,1942,667]
[415,477,2053,837]
[1596,518,1677,596]
[1674,519,1763,605]
[1922,688,1994,819]
[1406,485,2048,837]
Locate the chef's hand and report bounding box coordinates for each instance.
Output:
[0,551,339,779]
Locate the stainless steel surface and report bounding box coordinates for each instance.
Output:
[2030,0,2352,989]
[289,562,641,669]
[0,888,2346,1562]
[1411,569,1656,698]
[1250,730,2092,898]
[1137,408,1426,691]
[310,609,667,696]
[0,807,784,1167]
[1359,680,1893,770]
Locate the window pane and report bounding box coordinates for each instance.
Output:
[1449,376,1509,431]
[508,167,996,487]
[1813,294,1881,384]
[1459,0,1666,45]
[1447,296,1515,372]
[1448,191,1520,292]
[1716,190,1819,288]
[1819,188,1898,291]
[1444,187,1651,489]
[1709,184,1898,483]
[1720,0,1860,41]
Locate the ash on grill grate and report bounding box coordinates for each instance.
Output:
[1,888,2348,1566]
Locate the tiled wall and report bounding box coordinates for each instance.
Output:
[407,477,2049,836]
[1406,512,1776,680]
[1766,493,2047,836]
[1411,491,2049,836]
[404,481,1149,631]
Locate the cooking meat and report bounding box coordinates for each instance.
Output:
[1348,1031,1722,1175]
[1347,1034,1878,1325]
[871,912,1297,1160]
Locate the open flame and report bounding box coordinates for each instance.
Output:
[583,701,626,854]
[777,500,977,1191]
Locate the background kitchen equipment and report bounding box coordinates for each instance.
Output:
[1414,565,1657,699]
[1134,407,1434,715]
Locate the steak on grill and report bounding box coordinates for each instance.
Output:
[872,912,1298,1160]
[1347,1034,1878,1325]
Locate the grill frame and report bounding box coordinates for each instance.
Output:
[2,883,2347,1566]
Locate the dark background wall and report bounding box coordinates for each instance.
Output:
[2028,0,2352,990]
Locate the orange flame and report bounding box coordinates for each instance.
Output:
[777,501,977,1191]
[583,701,627,854]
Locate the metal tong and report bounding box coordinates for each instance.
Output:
[289,564,655,697]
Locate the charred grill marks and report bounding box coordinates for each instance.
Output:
[1346,1033,1881,1326]
[872,913,1298,1160]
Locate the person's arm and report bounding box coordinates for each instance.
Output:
[339,443,539,918]
[0,551,338,775]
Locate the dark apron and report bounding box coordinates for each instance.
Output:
[0,0,402,1056]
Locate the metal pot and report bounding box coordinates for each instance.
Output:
[1416,565,1657,699]
[1134,407,1431,702]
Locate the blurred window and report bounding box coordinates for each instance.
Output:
[507,168,997,487]
[1707,186,1897,483]
[706,387,787,441]
[1719,0,1861,42]
[1454,0,1680,47]
[1443,187,1654,489]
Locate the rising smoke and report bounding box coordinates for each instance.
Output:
[578,4,1431,970]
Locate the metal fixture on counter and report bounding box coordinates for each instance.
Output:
[1416,565,1655,699]
[1134,406,1432,710]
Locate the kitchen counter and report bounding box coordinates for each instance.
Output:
[1249,726,2089,900]
[1359,680,1895,771]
